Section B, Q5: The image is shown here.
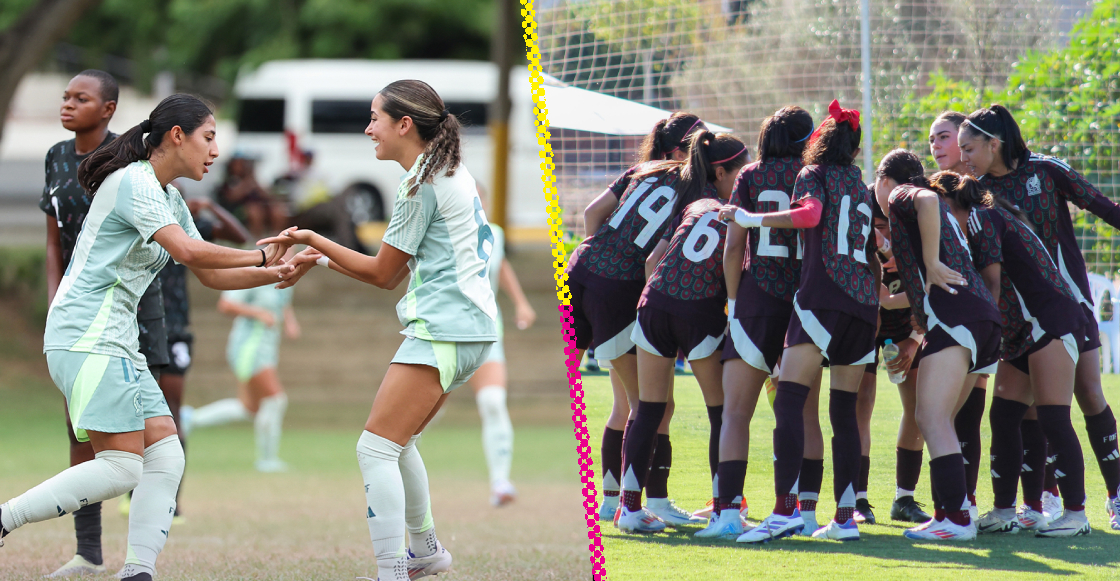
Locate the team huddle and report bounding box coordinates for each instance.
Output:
[575,101,1120,542]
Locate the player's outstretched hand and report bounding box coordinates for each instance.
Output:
[276,248,322,289]
[924,260,966,295]
[515,302,537,330]
[717,204,741,223]
[258,227,310,266]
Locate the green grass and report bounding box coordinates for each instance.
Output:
[584,372,1120,580]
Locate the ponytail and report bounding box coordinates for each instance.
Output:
[378,79,462,196]
[675,130,749,216]
[638,112,706,162]
[960,104,1028,171]
[758,106,814,162]
[876,149,929,189]
[78,93,212,194]
[930,170,1033,231]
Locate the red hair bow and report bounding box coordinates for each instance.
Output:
[808,99,861,145]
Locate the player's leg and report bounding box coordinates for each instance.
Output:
[810,363,864,541]
[891,371,930,522]
[600,370,627,520]
[954,375,986,518]
[979,363,1030,533]
[157,369,187,522]
[798,368,824,535]
[855,370,876,524]
[1019,407,1049,529]
[47,412,107,577]
[469,360,516,506]
[1073,348,1120,529]
[618,346,672,533]
[246,367,288,472]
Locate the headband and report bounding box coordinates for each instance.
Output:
[439,109,450,122]
[961,118,997,139]
[666,118,705,154]
[139,119,152,133]
[794,130,812,143]
[808,99,860,144]
[713,145,748,165]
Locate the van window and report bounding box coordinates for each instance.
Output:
[311,99,491,134]
[238,99,285,133]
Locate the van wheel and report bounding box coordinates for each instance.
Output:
[344,183,384,223]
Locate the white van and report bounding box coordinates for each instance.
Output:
[232,59,545,226]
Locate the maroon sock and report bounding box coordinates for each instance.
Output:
[1084,405,1120,498]
[858,455,871,496]
[620,401,666,507]
[622,489,643,512]
[989,397,1028,508]
[601,427,623,496]
[955,387,985,498]
[835,506,855,523]
[1021,419,1047,512]
[829,390,860,510]
[896,448,923,492]
[930,453,968,517]
[645,433,671,499]
[1037,405,1086,511]
[773,382,810,497]
[774,493,798,517]
[799,498,817,512]
[717,460,748,512]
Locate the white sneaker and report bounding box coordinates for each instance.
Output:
[617,506,666,533]
[1016,506,1048,530]
[46,554,107,577]
[799,510,818,536]
[1041,491,1062,522]
[490,481,517,507]
[976,509,1020,534]
[694,508,743,539]
[903,518,976,541]
[646,498,705,526]
[692,498,715,520]
[598,495,619,522]
[1106,495,1120,531]
[407,540,452,579]
[968,503,979,523]
[1036,510,1091,538]
[811,518,860,541]
[255,459,289,473]
[736,511,804,543]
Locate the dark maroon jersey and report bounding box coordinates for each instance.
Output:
[981,152,1120,308]
[732,157,803,303]
[792,164,878,323]
[642,198,728,319]
[571,165,716,285]
[878,263,912,340]
[607,164,642,199]
[887,184,1000,330]
[967,206,1086,359]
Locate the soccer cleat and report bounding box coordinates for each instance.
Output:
[969,503,978,523]
[1016,507,1048,530]
[903,518,977,541]
[255,459,290,473]
[691,498,715,520]
[811,518,860,541]
[694,508,743,539]
[890,496,932,523]
[735,511,804,543]
[617,506,666,534]
[976,509,1020,534]
[119,574,152,581]
[1035,510,1091,538]
[116,565,153,580]
[490,480,517,508]
[1107,495,1120,531]
[646,498,705,526]
[1041,491,1062,522]
[407,540,453,579]
[798,509,818,536]
[854,499,876,524]
[47,554,107,577]
[598,495,619,522]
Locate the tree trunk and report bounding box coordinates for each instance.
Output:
[0,0,104,143]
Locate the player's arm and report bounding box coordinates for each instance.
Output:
[644,239,669,280]
[978,263,1002,302]
[45,218,65,305]
[913,190,966,294]
[283,304,300,339]
[269,230,410,290]
[499,259,536,329]
[723,223,746,306]
[153,224,284,269]
[584,189,619,236]
[217,295,275,326]
[879,285,910,310]
[718,198,822,230]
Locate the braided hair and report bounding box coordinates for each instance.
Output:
[378,80,462,196]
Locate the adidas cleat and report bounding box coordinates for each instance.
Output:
[1016,507,1047,530]
[407,541,452,579]
[890,496,932,523]
[798,509,818,536]
[646,498,705,526]
[903,518,976,541]
[736,511,804,543]
[854,499,876,524]
[1041,491,1062,522]
[490,481,517,508]
[976,509,1020,534]
[811,518,860,541]
[1035,510,1091,538]
[598,495,619,522]
[1107,495,1120,531]
[47,554,107,577]
[694,509,743,539]
[617,506,666,534]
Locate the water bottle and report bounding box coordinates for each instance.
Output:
[882,339,907,384]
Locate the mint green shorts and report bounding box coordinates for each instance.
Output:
[46,350,171,442]
[391,338,493,393]
[226,327,281,382]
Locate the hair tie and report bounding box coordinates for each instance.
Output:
[713,145,748,165]
[794,130,812,143]
[439,109,449,122]
[807,99,860,144]
[961,118,998,140]
[139,119,152,133]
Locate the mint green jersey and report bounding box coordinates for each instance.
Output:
[44,161,202,368]
[381,156,498,342]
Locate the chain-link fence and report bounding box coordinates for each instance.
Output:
[538,0,1120,277]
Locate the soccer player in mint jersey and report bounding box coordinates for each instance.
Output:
[695,106,813,540]
[930,171,1093,538]
[960,105,1120,531]
[726,101,880,543]
[37,70,174,578]
[0,94,295,580]
[873,150,1001,542]
[615,131,748,534]
[579,112,707,523]
[266,80,497,581]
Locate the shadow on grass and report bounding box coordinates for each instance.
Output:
[607,520,1120,576]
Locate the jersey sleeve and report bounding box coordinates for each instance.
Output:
[39,148,56,217]
[1040,158,1120,231]
[382,184,437,256]
[607,166,639,199]
[119,169,183,243]
[887,185,920,221]
[791,165,826,207]
[969,209,1003,270]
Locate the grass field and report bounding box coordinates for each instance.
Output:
[583,372,1120,581]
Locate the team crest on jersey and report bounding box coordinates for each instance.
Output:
[1026,174,1042,197]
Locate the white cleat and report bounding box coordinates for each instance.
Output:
[598,495,619,522]
[811,518,860,541]
[1016,506,1048,531]
[46,555,107,578]
[1107,495,1120,531]
[1041,491,1062,522]
[799,510,818,536]
[255,459,290,473]
[407,541,452,579]
[1035,510,1091,538]
[646,498,705,527]
[968,503,979,523]
[617,506,666,534]
[976,509,1020,534]
[692,498,715,520]
[903,518,976,541]
[694,509,743,539]
[490,480,517,507]
[736,511,804,543]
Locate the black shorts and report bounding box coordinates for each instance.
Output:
[865,334,924,374]
[569,277,643,361]
[785,304,877,367]
[1079,304,1103,353]
[633,305,725,360]
[165,334,194,376]
[922,320,1000,374]
[138,316,169,370]
[1006,331,1082,375]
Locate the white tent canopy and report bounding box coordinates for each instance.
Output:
[542,74,732,136]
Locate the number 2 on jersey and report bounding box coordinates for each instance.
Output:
[608,177,677,249]
[756,190,803,259]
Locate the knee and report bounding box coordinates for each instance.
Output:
[144,436,186,479]
[98,450,145,494]
[664,398,676,422]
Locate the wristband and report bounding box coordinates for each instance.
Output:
[878,237,891,253]
[257,248,266,267]
[733,208,764,228]
[316,255,330,268]
[727,299,736,318]
[908,329,924,343]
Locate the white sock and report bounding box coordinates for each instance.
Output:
[255,393,288,463]
[1,450,142,533]
[476,386,514,487]
[895,488,915,500]
[190,398,250,429]
[856,491,868,501]
[122,435,185,577]
[400,434,438,558]
[357,431,408,581]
